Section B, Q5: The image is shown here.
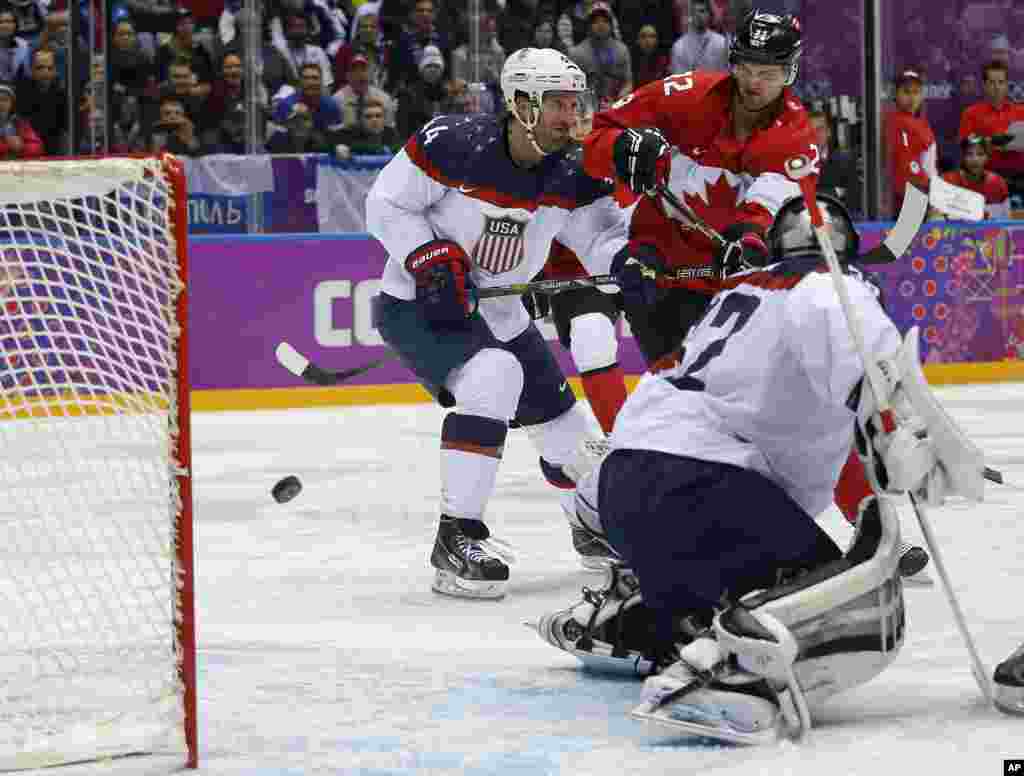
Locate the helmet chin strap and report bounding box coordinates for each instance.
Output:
[513,99,552,157]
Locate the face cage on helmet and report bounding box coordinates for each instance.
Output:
[769,199,859,261]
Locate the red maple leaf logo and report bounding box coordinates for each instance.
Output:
[681,174,744,232]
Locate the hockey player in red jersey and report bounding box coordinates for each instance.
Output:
[582,9,818,371]
[941,134,1011,220]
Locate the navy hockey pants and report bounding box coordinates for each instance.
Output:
[372,292,574,426]
[598,449,843,648]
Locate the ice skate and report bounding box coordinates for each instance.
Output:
[430,516,509,600]
[898,541,933,585]
[570,522,621,570]
[535,564,659,675]
[632,639,783,746]
[994,642,1024,716]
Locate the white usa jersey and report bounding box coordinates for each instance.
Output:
[366,114,629,341]
[611,260,902,517]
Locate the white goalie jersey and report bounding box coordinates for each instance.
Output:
[611,260,902,518]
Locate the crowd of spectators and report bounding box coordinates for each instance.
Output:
[0,0,735,161]
[0,0,1020,220]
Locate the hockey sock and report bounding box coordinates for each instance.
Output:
[834,448,873,527]
[580,364,628,434]
[440,413,508,519]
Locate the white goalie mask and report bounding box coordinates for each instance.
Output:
[501,48,587,156]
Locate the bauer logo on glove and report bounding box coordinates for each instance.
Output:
[405,239,478,326]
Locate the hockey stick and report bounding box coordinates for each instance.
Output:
[801,179,995,706]
[275,341,395,386]
[474,266,718,300]
[653,184,730,250]
[654,181,927,267]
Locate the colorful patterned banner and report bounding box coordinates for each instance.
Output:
[867,222,1024,363]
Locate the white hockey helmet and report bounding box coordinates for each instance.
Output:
[501,48,586,152]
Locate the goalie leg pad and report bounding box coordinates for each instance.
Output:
[597,449,843,655]
[736,497,906,708]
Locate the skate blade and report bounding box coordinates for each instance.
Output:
[533,612,653,676]
[578,554,618,572]
[631,703,780,746]
[902,569,935,587]
[994,683,1024,716]
[432,569,506,600]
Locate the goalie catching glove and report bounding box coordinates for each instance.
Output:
[854,326,985,507]
[405,239,477,326]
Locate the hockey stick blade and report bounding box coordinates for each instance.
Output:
[857,184,929,265]
[275,341,392,386]
[984,466,1003,485]
[658,179,928,268]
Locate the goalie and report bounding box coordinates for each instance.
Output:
[534,193,986,744]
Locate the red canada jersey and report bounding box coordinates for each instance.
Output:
[544,239,587,280]
[583,70,820,294]
[941,169,1011,219]
[958,100,1024,176]
[885,108,937,210]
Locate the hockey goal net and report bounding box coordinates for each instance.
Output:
[0,155,196,769]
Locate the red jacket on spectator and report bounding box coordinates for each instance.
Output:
[941,168,1011,219]
[959,100,1024,177]
[0,117,43,158]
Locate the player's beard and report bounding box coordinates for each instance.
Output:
[536,122,572,153]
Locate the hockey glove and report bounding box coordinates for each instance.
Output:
[715,225,769,277]
[852,361,945,505]
[611,242,668,308]
[405,239,477,326]
[612,127,672,195]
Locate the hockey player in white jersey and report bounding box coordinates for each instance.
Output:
[535,193,987,744]
[366,48,628,600]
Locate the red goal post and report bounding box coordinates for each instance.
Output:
[0,153,196,769]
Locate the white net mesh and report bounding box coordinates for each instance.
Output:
[0,157,190,769]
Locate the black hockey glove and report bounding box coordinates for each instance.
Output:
[611,242,667,308]
[714,225,769,277]
[612,127,671,195]
[405,239,477,326]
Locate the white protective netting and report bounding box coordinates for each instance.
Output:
[0,157,191,769]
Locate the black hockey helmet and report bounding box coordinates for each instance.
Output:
[729,10,803,86]
[767,193,860,262]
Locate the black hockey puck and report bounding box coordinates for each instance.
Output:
[272,475,302,504]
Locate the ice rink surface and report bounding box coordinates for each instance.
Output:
[45,383,1024,775]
